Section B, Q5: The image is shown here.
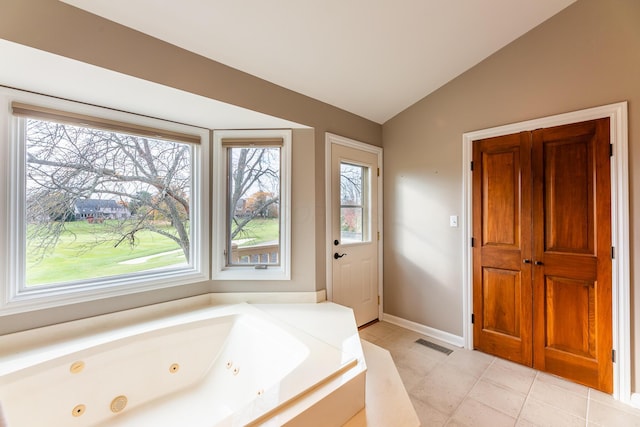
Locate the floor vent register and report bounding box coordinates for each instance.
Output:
[415,338,453,355]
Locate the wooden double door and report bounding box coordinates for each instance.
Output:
[472,118,612,392]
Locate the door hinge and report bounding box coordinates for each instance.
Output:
[470,161,474,171]
[610,143,614,157]
[377,167,380,177]
[611,246,615,259]
[612,349,616,363]
[471,313,475,324]
[471,237,475,247]
[378,295,380,306]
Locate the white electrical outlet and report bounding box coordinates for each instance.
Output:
[449,215,458,227]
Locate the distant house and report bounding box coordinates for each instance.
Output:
[234,198,250,216]
[74,199,131,221]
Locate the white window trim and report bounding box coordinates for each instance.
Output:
[0,87,210,316]
[212,129,291,281]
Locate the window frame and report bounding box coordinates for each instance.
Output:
[212,129,291,280]
[339,161,372,245]
[0,88,210,315]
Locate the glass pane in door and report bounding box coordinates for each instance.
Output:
[340,162,369,243]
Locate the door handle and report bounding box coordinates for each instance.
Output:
[534,260,544,265]
[523,259,531,264]
[334,253,347,259]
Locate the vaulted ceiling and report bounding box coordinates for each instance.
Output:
[61,0,577,124]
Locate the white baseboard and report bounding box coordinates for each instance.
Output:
[629,393,640,409]
[381,313,464,348]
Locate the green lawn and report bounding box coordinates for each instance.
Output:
[26,218,279,287]
[26,221,185,286]
[232,218,279,246]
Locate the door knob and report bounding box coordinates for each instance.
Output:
[523,259,531,264]
[334,240,340,246]
[334,253,347,259]
[534,260,544,265]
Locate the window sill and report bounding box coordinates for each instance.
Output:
[0,269,208,316]
[212,266,290,281]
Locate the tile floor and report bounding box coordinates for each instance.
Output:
[359,321,640,427]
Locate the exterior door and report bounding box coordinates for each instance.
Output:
[473,118,612,392]
[330,142,379,326]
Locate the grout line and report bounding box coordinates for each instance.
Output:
[514,369,539,424]
[445,375,483,423]
[517,372,592,425]
[444,354,497,424]
[586,388,591,426]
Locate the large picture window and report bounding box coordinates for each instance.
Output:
[1,91,209,314]
[213,130,291,280]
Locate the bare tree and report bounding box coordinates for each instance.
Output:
[227,147,280,241]
[25,120,283,264]
[340,163,363,205]
[25,119,191,260]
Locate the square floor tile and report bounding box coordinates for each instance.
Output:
[482,359,536,394]
[469,378,526,418]
[449,397,516,427]
[410,397,448,427]
[443,348,494,378]
[519,397,586,427]
[587,399,640,426]
[410,363,478,415]
[536,372,588,396]
[528,376,587,419]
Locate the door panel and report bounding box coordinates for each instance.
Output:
[473,131,532,366]
[483,150,520,247]
[482,268,522,337]
[543,131,594,254]
[532,118,612,392]
[473,118,612,393]
[544,276,596,358]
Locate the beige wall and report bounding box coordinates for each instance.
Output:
[383,0,640,389]
[0,0,382,332]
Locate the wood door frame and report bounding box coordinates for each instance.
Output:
[325,133,383,321]
[462,102,630,402]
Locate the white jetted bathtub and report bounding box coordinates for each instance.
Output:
[0,303,361,426]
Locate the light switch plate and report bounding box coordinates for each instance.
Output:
[450,215,458,227]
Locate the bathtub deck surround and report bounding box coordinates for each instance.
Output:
[257,303,420,426]
[0,297,368,426]
[344,340,420,426]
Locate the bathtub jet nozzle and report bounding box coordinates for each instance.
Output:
[110,395,128,413]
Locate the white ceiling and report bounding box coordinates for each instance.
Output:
[62,0,576,124]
